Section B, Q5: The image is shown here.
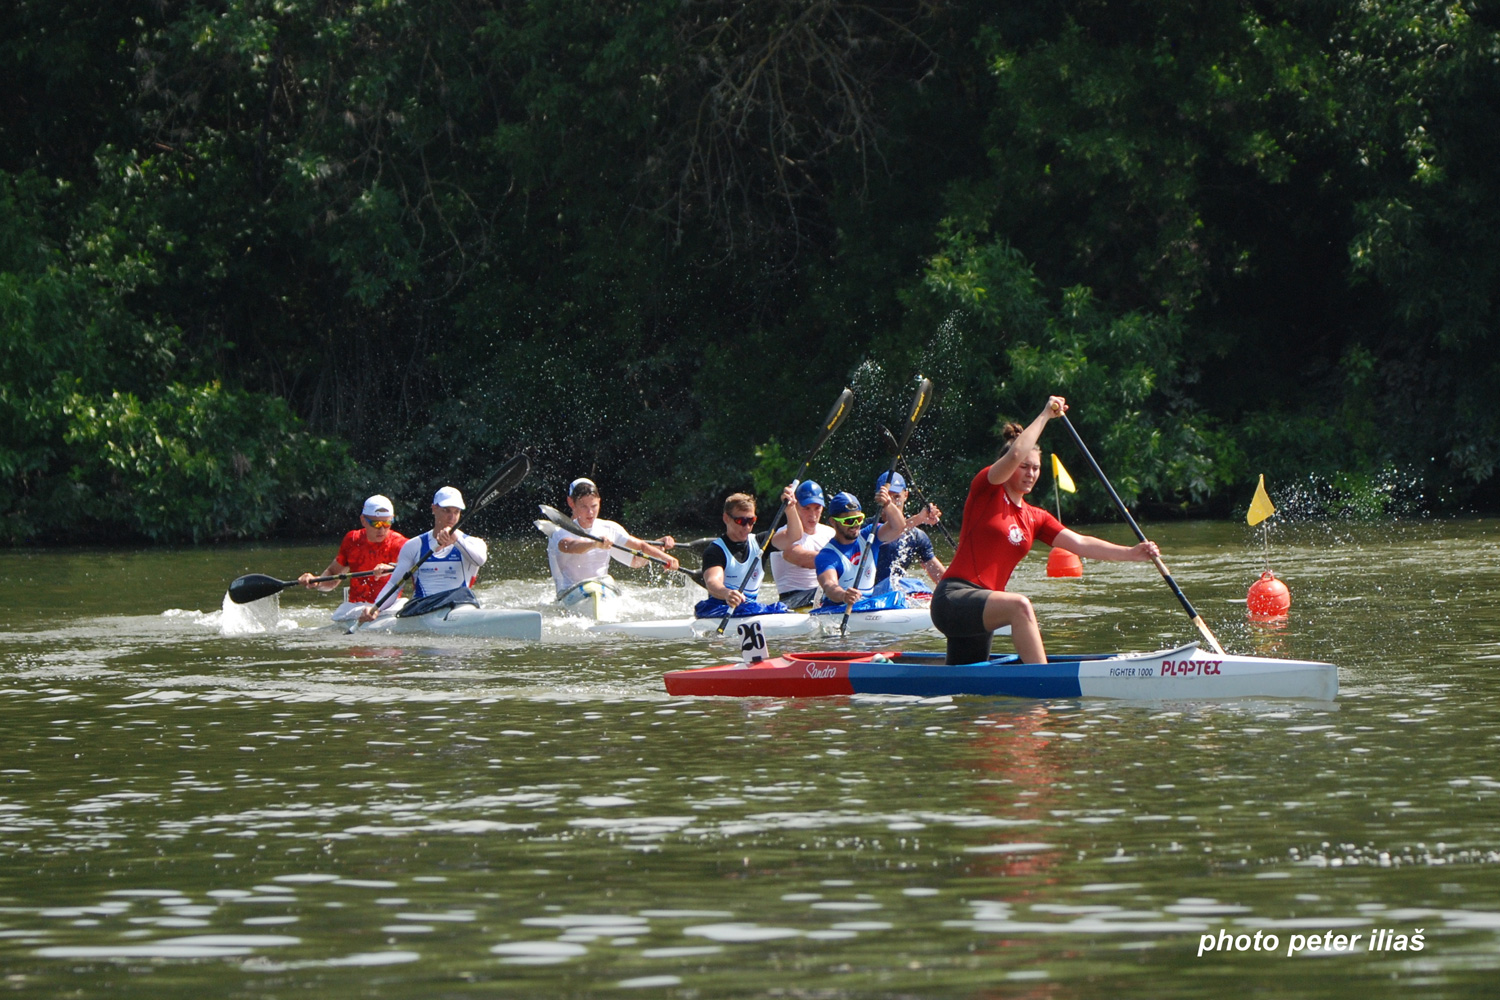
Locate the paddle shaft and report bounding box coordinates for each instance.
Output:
[895,457,957,548]
[716,388,854,634]
[841,379,932,635]
[229,569,383,604]
[1058,414,1226,655]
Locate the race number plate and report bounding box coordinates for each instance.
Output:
[737,620,767,664]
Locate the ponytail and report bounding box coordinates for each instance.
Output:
[995,421,1026,460]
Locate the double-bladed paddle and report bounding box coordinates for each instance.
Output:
[879,424,957,548]
[1057,413,1227,655]
[228,570,379,606]
[715,387,855,634]
[537,504,706,588]
[347,452,532,634]
[841,378,934,635]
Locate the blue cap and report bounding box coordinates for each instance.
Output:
[795,480,826,507]
[875,471,908,493]
[827,492,862,517]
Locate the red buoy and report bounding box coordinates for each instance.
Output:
[1247,570,1290,618]
[1046,547,1083,578]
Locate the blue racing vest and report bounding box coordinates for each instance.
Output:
[414,532,470,598]
[713,537,763,598]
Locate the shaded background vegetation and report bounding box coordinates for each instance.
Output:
[3,0,1498,543]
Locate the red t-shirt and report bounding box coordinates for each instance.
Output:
[943,467,1064,592]
[336,528,409,603]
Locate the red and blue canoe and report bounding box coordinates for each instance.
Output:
[662,642,1337,701]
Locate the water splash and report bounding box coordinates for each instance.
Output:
[215,591,286,635]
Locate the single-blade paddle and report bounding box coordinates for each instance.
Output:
[1058,413,1226,655]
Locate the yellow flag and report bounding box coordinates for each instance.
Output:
[1051,454,1077,493]
[1247,474,1276,526]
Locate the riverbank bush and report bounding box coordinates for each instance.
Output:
[3,0,1497,540]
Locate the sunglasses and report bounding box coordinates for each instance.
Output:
[366,519,392,529]
[730,514,758,527]
[831,513,865,526]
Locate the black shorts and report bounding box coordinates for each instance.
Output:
[778,588,819,612]
[930,577,997,665]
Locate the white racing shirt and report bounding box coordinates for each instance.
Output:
[769,522,835,592]
[373,530,488,610]
[548,518,636,595]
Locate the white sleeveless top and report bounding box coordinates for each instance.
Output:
[769,523,834,592]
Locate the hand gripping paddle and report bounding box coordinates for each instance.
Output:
[1057,413,1226,655]
[841,377,933,636]
[716,387,855,634]
[879,423,957,548]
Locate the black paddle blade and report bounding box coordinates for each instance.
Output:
[471,453,531,513]
[539,503,593,538]
[880,424,900,455]
[901,377,934,433]
[228,573,288,605]
[808,387,855,456]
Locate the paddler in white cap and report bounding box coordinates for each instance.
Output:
[360,486,490,622]
[299,494,409,612]
[546,478,679,599]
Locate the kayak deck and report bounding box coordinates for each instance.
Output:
[662,643,1337,701]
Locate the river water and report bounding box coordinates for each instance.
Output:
[1,519,1498,997]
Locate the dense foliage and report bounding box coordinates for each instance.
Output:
[3,0,1498,542]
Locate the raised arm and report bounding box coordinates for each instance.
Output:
[873,485,907,543]
[988,396,1067,485]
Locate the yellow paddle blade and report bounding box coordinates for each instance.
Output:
[1247,474,1277,526]
[1051,453,1077,493]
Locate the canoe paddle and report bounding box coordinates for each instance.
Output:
[537,504,706,588]
[879,424,957,548]
[716,387,855,635]
[841,377,933,636]
[1057,413,1227,655]
[228,569,380,605]
[349,452,532,634]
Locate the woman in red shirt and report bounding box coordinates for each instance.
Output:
[932,396,1160,665]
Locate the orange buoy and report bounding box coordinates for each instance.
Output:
[1247,570,1290,618]
[1046,547,1083,578]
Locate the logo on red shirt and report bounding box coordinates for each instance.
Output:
[1007,525,1025,546]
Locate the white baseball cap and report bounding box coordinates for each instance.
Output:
[362,495,395,519]
[432,486,466,510]
[569,477,598,498]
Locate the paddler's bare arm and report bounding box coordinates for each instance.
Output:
[299,558,347,592]
[703,565,746,608]
[873,485,906,543]
[627,536,680,572]
[1052,529,1159,562]
[771,484,802,549]
[989,396,1067,484]
[818,566,860,606]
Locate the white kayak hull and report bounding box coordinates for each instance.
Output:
[557,577,623,622]
[341,605,543,640]
[591,612,818,641]
[812,606,936,635]
[1077,644,1338,700]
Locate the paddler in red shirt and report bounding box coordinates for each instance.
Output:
[932,396,1160,665]
[298,494,410,608]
